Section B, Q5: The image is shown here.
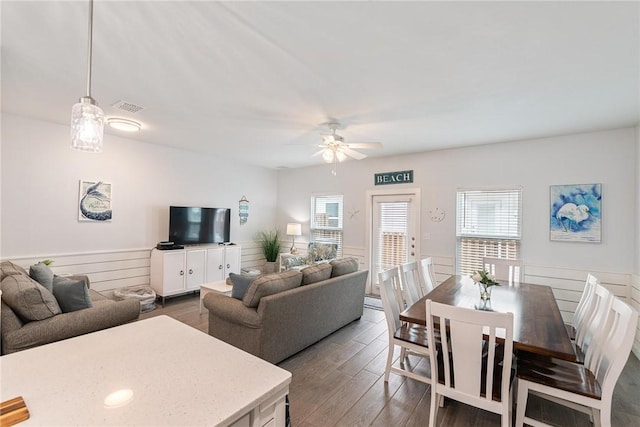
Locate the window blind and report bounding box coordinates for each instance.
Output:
[376,201,409,273]
[456,189,522,276]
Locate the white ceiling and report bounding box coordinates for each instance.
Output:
[2,1,639,169]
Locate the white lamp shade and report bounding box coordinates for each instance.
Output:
[286,223,302,236]
[71,98,104,152]
[335,150,347,162]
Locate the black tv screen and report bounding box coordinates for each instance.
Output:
[169,206,230,245]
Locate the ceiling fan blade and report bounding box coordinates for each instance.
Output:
[312,149,326,157]
[341,147,367,160]
[345,142,383,149]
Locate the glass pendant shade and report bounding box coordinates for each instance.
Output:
[335,150,347,162]
[322,149,334,163]
[71,96,104,152]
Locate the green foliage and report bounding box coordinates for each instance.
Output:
[256,229,281,262]
[40,259,54,266]
[471,270,500,287]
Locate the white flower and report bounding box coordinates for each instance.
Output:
[471,272,482,282]
[487,273,496,282]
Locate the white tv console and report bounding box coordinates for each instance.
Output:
[150,244,241,304]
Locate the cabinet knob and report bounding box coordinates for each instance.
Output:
[218,265,223,270]
[226,264,230,269]
[180,270,184,276]
[189,269,193,274]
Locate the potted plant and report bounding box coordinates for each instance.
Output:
[256,229,281,273]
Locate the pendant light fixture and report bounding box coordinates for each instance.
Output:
[71,0,104,152]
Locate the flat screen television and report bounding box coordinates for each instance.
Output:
[169,206,231,245]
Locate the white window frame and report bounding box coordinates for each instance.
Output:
[310,194,344,257]
[456,187,522,276]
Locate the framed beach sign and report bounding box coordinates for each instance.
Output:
[550,183,601,243]
[78,180,112,222]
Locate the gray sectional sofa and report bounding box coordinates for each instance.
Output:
[204,257,368,364]
[0,261,140,354]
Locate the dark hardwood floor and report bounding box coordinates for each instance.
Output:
[141,293,640,426]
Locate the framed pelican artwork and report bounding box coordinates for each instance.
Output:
[550,183,601,243]
[78,180,112,222]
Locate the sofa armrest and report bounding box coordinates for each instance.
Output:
[1,299,140,354]
[203,292,261,328]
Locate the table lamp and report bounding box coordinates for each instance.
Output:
[286,223,302,254]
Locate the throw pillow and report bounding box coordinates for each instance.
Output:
[229,272,256,300]
[29,262,55,292]
[0,261,28,281]
[300,263,332,285]
[52,276,93,313]
[0,274,61,321]
[330,257,359,277]
[243,270,302,308]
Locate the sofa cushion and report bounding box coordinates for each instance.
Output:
[300,263,333,285]
[0,274,61,321]
[229,272,256,300]
[29,262,55,292]
[52,276,93,313]
[243,270,302,308]
[0,261,28,281]
[330,257,359,277]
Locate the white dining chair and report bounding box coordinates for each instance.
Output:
[515,296,638,427]
[483,257,523,283]
[379,267,432,385]
[425,299,515,427]
[566,273,598,341]
[575,283,613,366]
[399,261,424,302]
[419,257,437,295]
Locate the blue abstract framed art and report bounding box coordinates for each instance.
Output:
[550,183,601,243]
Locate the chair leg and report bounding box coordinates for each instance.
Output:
[429,388,438,427]
[515,379,528,427]
[384,344,394,383]
[400,347,408,365]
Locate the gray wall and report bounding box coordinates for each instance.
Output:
[277,127,637,274]
[1,114,279,257]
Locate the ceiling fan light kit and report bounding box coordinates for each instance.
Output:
[315,121,382,174]
[70,0,104,153]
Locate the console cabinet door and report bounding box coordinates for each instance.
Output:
[225,246,241,276]
[162,251,187,295]
[206,247,225,282]
[185,249,206,291]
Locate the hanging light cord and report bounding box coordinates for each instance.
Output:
[85,0,94,98]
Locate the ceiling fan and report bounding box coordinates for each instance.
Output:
[313,122,382,175]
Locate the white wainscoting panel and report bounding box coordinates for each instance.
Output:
[525,264,630,324]
[632,274,640,358]
[4,243,257,293]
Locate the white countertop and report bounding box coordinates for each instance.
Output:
[0,315,291,426]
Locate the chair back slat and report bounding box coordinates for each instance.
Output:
[595,297,638,394]
[573,273,598,333]
[400,261,423,302]
[580,284,613,366]
[378,267,403,334]
[426,300,514,406]
[483,257,523,283]
[419,257,437,294]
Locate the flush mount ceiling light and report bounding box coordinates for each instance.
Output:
[107,118,141,132]
[70,0,104,153]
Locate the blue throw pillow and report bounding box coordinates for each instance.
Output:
[52,276,93,312]
[29,262,55,292]
[229,273,255,300]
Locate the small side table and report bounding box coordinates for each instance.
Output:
[200,280,232,314]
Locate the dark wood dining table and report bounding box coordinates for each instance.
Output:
[399,275,576,361]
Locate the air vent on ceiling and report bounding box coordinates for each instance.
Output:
[111,100,144,114]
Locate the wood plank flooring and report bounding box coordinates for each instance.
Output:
[141,293,640,426]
